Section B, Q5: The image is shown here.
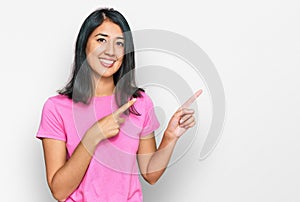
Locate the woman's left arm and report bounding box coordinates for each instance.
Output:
[137,107,196,185]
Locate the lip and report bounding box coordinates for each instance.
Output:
[99,58,116,68]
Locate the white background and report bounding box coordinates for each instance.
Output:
[1,0,300,201]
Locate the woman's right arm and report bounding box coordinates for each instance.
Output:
[42,135,94,201]
[41,99,136,201]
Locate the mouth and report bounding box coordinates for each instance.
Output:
[99,58,115,68]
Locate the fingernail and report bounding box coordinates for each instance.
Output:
[196,89,202,96]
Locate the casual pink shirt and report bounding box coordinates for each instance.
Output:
[36,91,160,202]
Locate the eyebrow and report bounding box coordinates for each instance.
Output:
[95,33,124,40]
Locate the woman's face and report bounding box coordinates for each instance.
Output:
[86,20,125,79]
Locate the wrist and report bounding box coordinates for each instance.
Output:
[83,129,103,149]
[163,130,179,142]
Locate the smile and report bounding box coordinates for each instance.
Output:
[99,58,115,68]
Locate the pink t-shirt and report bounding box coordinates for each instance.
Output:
[36,91,160,202]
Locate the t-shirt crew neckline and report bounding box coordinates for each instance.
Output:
[92,94,114,100]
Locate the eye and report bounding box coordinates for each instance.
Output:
[96,38,107,43]
[116,41,124,47]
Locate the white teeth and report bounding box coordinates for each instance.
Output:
[100,59,114,65]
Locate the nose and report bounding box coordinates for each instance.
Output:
[104,39,115,56]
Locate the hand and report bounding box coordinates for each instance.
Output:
[165,90,202,139]
[86,98,137,142]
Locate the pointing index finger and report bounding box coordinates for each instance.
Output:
[114,98,137,115]
[181,89,203,108]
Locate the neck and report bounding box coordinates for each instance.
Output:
[93,75,115,97]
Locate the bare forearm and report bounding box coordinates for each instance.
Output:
[146,132,178,184]
[142,91,201,184]
[50,132,100,200]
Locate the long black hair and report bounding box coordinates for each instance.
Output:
[58,8,144,115]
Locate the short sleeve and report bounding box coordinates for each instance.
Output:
[140,93,160,137]
[36,98,66,141]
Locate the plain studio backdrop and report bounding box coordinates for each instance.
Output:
[1,0,299,201]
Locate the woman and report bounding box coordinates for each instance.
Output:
[36,8,200,202]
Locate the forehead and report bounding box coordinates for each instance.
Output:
[91,20,123,38]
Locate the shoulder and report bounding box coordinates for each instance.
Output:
[131,90,156,117]
[135,91,155,108]
[48,94,72,104]
[42,94,72,113]
[46,94,72,107]
[133,91,160,136]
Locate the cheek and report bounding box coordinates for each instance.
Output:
[116,56,124,67]
[115,49,124,57]
[85,41,93,56]
[86,43,106,57]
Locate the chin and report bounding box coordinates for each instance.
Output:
[99,68,118,78]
